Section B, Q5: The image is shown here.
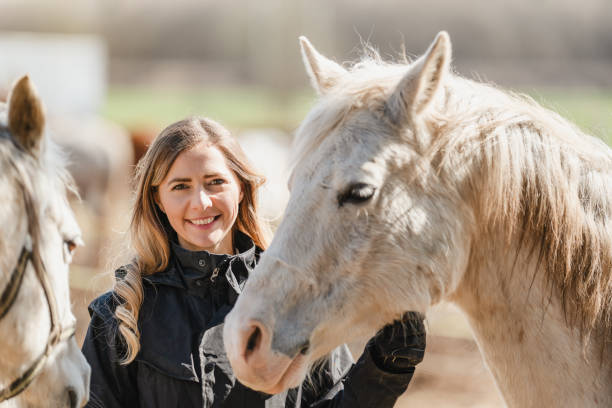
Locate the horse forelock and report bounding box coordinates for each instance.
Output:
[0,132,41,272]
[0,122,75,264]
[291,56,418,185]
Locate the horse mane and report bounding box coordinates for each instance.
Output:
[428,77,612,344]
[293,53,612,345]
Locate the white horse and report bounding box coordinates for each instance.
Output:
[0,76,90,407]
[224,32,612,406]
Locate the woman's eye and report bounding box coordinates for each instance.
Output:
[210,178,225,186]
[171,183,188,191]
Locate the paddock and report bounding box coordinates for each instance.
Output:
[3,20,612,407]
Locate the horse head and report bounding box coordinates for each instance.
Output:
[0,76,90,407]
[224,32,473,394]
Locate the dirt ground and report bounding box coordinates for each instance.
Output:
[384,336,503,407]
[344,321,505,407]
[72,283,504,407]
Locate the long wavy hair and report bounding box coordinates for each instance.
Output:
[114,117,270,364]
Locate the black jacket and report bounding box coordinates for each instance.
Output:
[82,232,415,407]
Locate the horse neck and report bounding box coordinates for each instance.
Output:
[449,235,611,407]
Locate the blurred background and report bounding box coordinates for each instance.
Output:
[1,0,611,406]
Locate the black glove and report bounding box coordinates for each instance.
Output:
[367,311,426,374]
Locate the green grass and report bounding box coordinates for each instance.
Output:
[101,86,316,133]
[528,88,612,145]
[102,86,612,144]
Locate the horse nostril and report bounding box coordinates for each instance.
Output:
[246,325,261,355]
[67,387,78,408]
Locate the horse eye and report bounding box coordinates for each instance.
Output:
[63,241,75,264]
[62,236,82,264]
[65,240,77,254]
[337,183,376,207]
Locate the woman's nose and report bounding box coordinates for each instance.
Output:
[197,189,212,209]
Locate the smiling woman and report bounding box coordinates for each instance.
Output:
[154,141,244,254]
[80,116,426,408]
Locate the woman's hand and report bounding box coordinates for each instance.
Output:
[368,312,426,374]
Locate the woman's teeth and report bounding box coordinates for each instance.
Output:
[191,217,215,225]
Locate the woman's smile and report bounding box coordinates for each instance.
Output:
[187,215,220,228]
[155,141,243,254]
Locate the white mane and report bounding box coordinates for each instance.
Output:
[292,53,612,346]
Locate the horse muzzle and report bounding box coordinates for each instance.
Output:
[223,316,309,394]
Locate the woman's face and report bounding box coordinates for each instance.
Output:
[156,142,243,254]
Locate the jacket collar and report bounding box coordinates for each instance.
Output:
[144,230,259,291]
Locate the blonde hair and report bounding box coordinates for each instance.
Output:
[114,117,270,364]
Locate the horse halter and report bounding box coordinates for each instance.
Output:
[0,234,76,402]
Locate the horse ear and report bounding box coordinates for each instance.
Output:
[386,31,451,124]
[299,36,347,95]
[8,75,46,157]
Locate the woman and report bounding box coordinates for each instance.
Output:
[82,117,426,407]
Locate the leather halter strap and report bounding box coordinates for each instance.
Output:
[0,246,29,320]
[0,241,76,402]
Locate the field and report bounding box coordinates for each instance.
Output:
[68,86,612,407]
[102,86,612,144]
[102,86,316,132]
